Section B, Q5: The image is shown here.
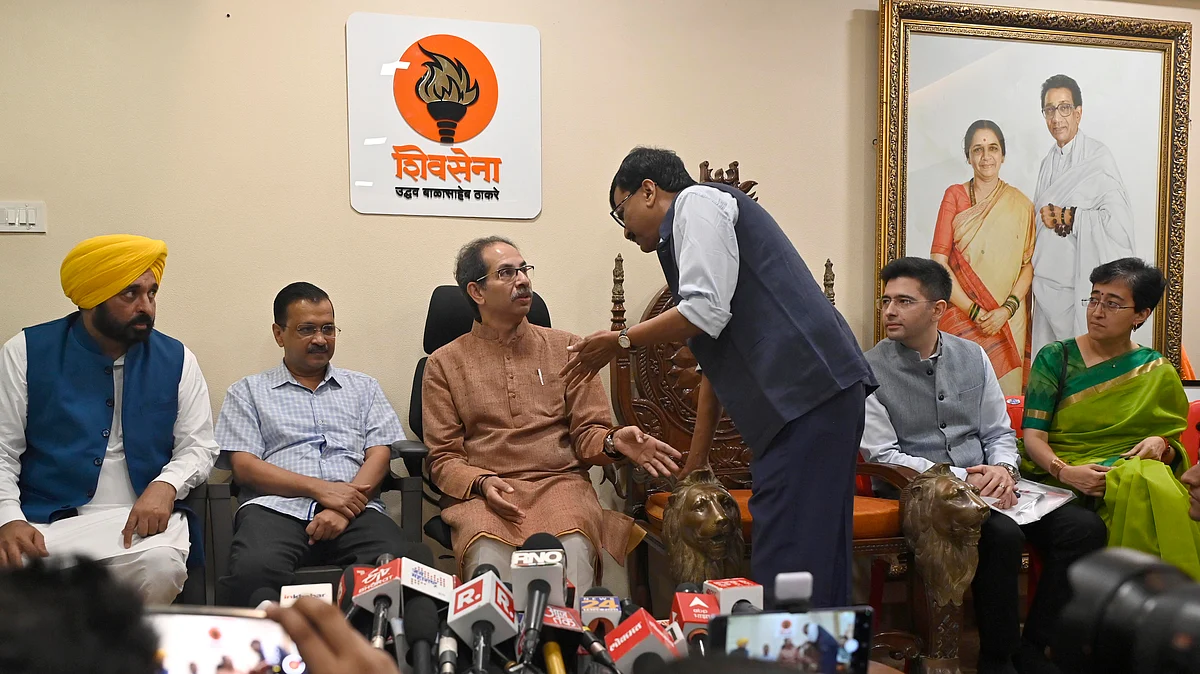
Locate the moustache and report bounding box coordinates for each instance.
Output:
[307,345,329,354]
[127,314,153,328]
[511,288,532,301]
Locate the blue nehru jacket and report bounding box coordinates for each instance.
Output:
[656,182,874,454]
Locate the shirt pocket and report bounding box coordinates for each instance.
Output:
[526,367,566,419]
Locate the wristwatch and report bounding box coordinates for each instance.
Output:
[617,328,632,349]
[603,428,622,459]
[998,462,1021,483]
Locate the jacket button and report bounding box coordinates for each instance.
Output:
[939,422,947,429]
[86,489,95,498]
[101,429,110,438]
[106,399,114,408]
[938,394,945,401]
[927,369,934,375]
[94,458,103,466]
[104,366,113,375]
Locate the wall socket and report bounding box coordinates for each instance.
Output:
[0,201,47,233]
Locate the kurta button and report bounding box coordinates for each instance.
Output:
[938,394,945,401]
[926,369,934,375]
[101,429,110,438]
[939,422,947,429]
[103,366,113,375]
[106,399,114,407]
[93,458,103,466]
[509,392,516,398]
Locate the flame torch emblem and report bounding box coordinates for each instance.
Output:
[394,34,498,145]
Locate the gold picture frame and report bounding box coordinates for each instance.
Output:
[876,0,1190,373]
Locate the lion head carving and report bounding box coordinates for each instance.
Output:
[901,464,991,607]
[663,468,744,586]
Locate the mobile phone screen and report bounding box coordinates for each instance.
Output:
[147,608,306,674]
[719,608,873,673]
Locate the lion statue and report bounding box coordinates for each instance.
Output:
[901,463,991,607]
[662,468,744,586]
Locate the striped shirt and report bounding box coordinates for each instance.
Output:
[215,362,405,520]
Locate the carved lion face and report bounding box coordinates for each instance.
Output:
[923,471,991,545]
[901,463,991,608]
[663,469,745,585]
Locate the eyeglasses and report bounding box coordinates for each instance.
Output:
[475,264,535,284]
[1082,298,1134,313]
[877,297,937,310]
[1042,103,1076,119]
[610,191,636,229]
[291,323,340,338]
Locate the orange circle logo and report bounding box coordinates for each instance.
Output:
[394,35,498,145]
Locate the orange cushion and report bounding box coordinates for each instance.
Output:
[644,489,901,542]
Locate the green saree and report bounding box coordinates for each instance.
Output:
[1018,339,1200,578]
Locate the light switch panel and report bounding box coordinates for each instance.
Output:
[0,201,47,233]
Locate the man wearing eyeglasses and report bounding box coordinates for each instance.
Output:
[1030,73,1136,360]
[561,147,875,608]
[422,237,683,591]
[215,282,423,606]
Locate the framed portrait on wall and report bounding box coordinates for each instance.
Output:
[876,0,1190,395]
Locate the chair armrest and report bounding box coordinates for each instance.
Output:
[855,462,919,491]
[392,439,430,480]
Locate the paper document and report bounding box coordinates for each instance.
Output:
[982,479,1075,525]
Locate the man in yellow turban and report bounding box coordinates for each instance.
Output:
[0,234,218,604]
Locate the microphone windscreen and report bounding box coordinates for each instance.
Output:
[520,532,563,550]
[403,595,440,643]
[584,586,613,596]
[675,583,701,593]
[249,588,280,608]
[472,563,501,579]
[408,542,436,567]
[620,599,640,622]
[631,652,665,674]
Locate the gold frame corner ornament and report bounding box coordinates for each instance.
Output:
[875,0,1190,368]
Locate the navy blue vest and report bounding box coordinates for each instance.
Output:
[23,314,202,564]
[657,183,875,454]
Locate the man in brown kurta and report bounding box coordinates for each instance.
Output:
[423,237,682,591]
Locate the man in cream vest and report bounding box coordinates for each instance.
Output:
[862,257,1106,674]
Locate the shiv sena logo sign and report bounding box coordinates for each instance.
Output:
[393,35,498,145]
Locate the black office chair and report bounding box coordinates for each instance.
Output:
[393,285,552,553]
[173,483,210,604]
[207,456,426,605]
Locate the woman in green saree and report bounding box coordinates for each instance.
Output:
[1021,258,1200,578]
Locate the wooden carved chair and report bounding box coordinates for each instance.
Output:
[605,161,972,671]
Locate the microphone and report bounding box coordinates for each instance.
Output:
[619,599,640,623]
[669,584,716,657]
[400,544,457,607]
[631,652,664,674]
[543,641,567,674]
[338,564,374,619]
[604,608,679,672]
[580,587,622,639]
[510,533,566,665]
[249,587,280,610]
[775,571,814,612]
[405,595,439,674]
[448,564,518,674]
[352,554,404,649]
[580,628,622,674]
[437,621,458,674]
[510,532,567,611]
[703,577,764,615]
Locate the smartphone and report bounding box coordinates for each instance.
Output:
[708,607,873,673]
[147,606,306,674]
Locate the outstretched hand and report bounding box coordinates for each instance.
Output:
[611,426,683,478]
[561,331,621,389]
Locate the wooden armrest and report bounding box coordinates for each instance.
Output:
[855,462,919,491]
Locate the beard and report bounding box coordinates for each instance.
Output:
[93,302,154,344]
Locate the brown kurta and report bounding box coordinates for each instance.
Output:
[422,319,636,575]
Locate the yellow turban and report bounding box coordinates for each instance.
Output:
[60,234,168,309]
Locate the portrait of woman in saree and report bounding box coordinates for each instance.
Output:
[1018,258,1200,578]
[931,120,1035,396]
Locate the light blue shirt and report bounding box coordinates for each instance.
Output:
[215,362,405,520]
[670,185,741,340]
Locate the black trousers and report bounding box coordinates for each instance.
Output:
[220,504,420,607]
[749,381,867,608]
[972,502,1108,662]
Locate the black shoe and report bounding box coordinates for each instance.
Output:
[1013,640,1062,674]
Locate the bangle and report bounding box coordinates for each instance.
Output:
[1050,458,1067,480]
[969,303,980,321]
[1161,437,1175,463]
[1067,206,1077,226]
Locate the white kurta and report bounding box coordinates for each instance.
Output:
[0,332,219,560]
[1030,132,1137,358]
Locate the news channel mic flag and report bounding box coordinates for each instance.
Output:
[561,147,875,607]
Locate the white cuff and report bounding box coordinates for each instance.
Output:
[0,501,26,528]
